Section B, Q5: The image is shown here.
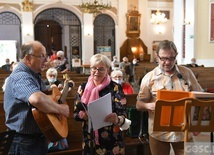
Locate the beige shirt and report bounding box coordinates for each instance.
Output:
[137,65,203,142]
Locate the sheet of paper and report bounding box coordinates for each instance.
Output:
[88,93,112,131]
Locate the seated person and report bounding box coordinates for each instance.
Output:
[1,58,11,72]
[187,58,199,67]
[56,50,69,73]
[119,57,131,82]
[50,48,58,61]
[44,67,64,91]
[111,55,120,71]
[44,67,75,92]
[111,70,134,94]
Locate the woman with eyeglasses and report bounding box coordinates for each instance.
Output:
[136,40,203,155]
[74,54,131,155]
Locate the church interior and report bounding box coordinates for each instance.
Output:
[0,0,214,155]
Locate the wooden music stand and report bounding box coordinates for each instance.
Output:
[182,98,214,142]
[154,97,214,142]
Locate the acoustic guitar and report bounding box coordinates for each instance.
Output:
[32,74,70,142]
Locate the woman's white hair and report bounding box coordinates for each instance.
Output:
[46,67,58,78]
[90,54,111,69]
[57,50,64,56]
[110,70,123,78]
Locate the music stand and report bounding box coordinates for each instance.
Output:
[153,98,189,133]
[182,98,214,142]
[153,98,214,142]
[0,130,16,155]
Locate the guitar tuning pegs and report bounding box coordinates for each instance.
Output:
[63,74,70,80]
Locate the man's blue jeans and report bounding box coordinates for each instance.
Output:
[8,133,48,155]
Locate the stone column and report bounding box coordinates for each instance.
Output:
[82,13,94,65]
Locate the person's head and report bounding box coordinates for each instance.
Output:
[20,40,47,73]
[90,54,111,84]
[46,67,58,83]
[57,50,64,60]
[156,40,178,72]
[191,58,196,64]
[5,58,10,64]
[111,70,123,85]
[122,57,128,63]
[132,58,138,65]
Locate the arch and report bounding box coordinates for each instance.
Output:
[0,11,21,25]
[0,11,22,61]
[94,14,116,57]
[34,20,62,54]
[0,4,22,21]
[34,8,82,70]
[34,8,81,27]
[33,1,83,24]
[101,11,118,25]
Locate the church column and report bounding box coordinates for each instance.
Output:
[21,0,34,43]
[117,0,128,60]
[63,25,71,70]
[81,13,94,65]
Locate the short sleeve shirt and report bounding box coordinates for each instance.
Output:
[4,62,46,134]
[137,65,203,142]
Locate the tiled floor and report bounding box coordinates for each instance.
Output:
[193,132,211,142]
[170,132,212,154]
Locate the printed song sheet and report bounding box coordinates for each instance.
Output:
[88,93,112,131]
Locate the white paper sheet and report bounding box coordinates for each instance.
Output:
[88,93,112,131]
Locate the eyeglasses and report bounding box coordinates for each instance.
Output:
[90,67,106,73]
[29,54,47,60]
[157,55,177,62]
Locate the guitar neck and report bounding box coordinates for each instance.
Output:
[58,81,69,104]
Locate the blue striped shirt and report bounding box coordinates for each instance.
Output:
[4,62,46,134]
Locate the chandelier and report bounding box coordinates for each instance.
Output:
[150,10,167,24]
[79,0,112,14]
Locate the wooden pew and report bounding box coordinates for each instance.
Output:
[188,67,214,90]
[134,63,214,91]
[0,96,82,155]
[125,94,151,155]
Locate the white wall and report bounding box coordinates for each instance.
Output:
[194,0,214,67]
[146,1,174,62]
[1,0,214,66]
